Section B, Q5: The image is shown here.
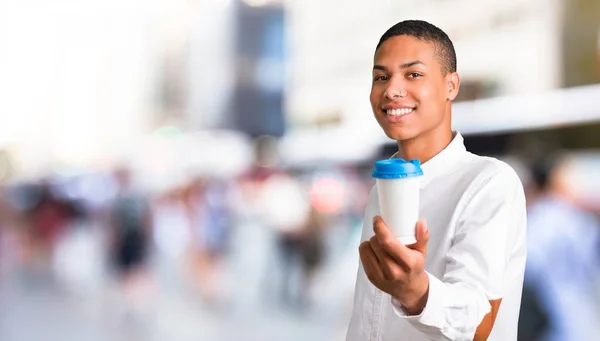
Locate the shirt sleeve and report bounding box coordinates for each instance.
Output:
[391,167,527,341]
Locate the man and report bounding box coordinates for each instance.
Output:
[346,20,527,341]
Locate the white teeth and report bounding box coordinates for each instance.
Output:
[386,108,414,116]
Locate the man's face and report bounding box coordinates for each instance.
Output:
[370,35,459,141]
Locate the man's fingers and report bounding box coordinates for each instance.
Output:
[373,216,404,253]
[373,216,414,267]
[373,216,396,246]
[359,241,385,281]
[369,236,402,279]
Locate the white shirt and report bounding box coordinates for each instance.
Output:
[346,132,527,341]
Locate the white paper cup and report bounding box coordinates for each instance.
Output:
[372,159,423,245]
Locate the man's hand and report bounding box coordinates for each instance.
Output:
[359,216,430,315]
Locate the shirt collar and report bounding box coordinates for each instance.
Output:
[392,131,467,187]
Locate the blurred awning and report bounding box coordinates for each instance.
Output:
[452,83,600,135]
[281,83,600,166]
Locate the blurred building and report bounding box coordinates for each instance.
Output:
[562,0,600,87]
[180,0,236,130]
[231,0,286,137]
[284,0,600,129]
[0,1,164,178]
[285,0,564,129]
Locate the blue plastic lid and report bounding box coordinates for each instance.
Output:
[372,158,423,179]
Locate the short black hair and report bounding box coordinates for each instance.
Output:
[376,20,457,75]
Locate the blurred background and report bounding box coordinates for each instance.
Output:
[0,0,599,340]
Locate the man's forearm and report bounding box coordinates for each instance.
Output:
[473,299,502,341]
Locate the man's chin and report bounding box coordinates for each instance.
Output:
[383,128,418,141]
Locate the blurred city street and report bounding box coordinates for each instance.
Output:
[1,0,600,340]
[0,207,358,341]
[0,216,361,341]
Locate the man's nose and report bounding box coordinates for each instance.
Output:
[384,81,407,99]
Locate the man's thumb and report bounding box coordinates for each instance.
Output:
[412,219,429,253]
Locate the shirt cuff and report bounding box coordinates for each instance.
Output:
[391,272,493,338]
[391,272,446,327]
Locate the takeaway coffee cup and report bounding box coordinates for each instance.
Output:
[372,158,423,245]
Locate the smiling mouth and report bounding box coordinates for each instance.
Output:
[385,108,415,116]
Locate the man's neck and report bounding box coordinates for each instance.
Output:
[396,128,454,164]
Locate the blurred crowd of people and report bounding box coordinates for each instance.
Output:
[518,151,600,341]
[0,147,371,334]
[0,142,599,341]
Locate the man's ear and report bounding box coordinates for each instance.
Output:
[447,72,460,101]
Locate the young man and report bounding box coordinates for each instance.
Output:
[346,20,527,341]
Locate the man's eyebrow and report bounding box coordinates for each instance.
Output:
[373,60,425,72]
[399,60,425,69]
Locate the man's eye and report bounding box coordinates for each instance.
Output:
[374,75,388,82]
[407,73,422,79]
